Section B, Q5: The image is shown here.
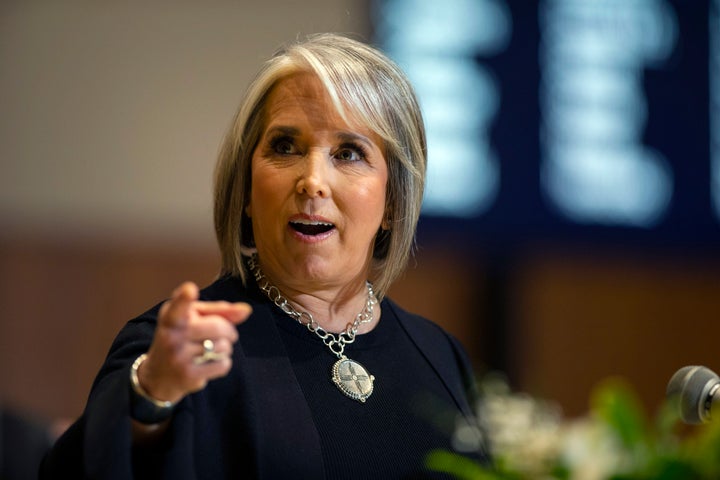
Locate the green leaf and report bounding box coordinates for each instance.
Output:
[591,378,648,449]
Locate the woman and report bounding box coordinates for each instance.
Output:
[41,33,488,479]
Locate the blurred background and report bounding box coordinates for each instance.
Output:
[1,0,720,474]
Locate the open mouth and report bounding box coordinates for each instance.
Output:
[289,220,335,236]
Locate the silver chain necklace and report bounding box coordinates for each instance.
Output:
[248,255,377,403]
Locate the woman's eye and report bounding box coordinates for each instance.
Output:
[335,145,367,163]
[270,137,297,155]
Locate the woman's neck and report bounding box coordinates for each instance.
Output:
[253,259,380,334]
[284,284,379,334]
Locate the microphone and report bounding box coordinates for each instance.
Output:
[666,365,720,424]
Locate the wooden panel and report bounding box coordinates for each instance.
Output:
[0,237,220,420]
[511,249,720,417]
[0,237,485,422]
[6,234,718,425]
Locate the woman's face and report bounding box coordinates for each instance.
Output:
[247,73,388,292]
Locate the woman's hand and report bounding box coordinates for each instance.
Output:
[137,282,252,404]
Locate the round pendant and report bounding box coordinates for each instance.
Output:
[331,357,375,403]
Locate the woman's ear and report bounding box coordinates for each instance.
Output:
[381,212,391,230]
[380,206,392,230]
[245,203,252,218]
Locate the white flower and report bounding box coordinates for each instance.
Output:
[477,379,564,477]
[559,417,631,480]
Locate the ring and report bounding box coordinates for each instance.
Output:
[193,338,225,365]
[203,339,215,355]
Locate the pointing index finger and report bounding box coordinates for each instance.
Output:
[194,301,253,325]
[159,281,199,328]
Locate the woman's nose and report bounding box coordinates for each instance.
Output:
[296,151,330,198]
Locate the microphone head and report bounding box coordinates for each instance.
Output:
[666,366,720,424]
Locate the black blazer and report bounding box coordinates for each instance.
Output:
[41,275,484,479]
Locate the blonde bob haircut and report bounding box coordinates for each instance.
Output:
[213,33,427,299]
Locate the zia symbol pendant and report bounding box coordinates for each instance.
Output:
[331,357,375,403]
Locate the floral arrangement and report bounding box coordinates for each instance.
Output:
[426,374,720,480]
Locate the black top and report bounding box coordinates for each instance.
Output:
[41,274,489,479]
[275,299,476,478]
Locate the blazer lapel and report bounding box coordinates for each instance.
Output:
[388,300,476,420]
[238,301,326,479]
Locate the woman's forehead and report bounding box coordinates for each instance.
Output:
[262,73,378,141]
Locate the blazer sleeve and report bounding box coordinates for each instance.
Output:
[40,307,199,480]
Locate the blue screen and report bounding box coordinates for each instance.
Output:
[373,0,719,250]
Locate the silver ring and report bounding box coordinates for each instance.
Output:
[193,338,225,365]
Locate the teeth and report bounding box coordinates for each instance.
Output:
[290,220,333,226]
[289,219,335,235]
